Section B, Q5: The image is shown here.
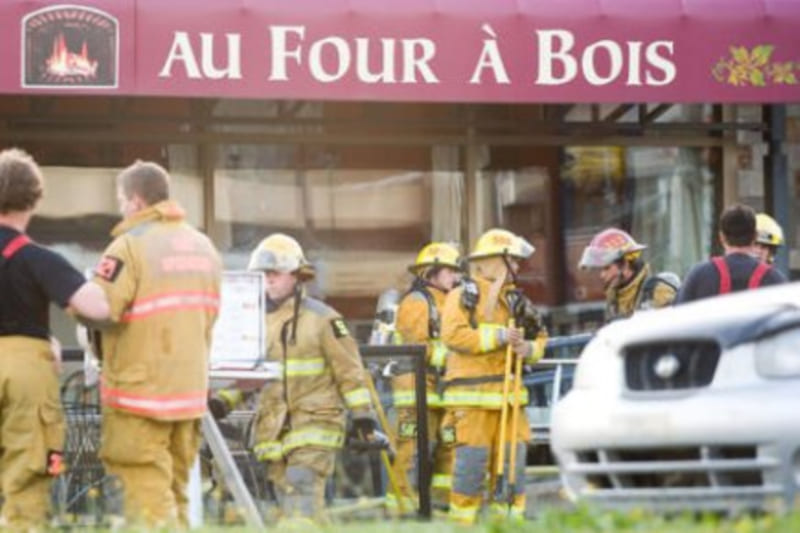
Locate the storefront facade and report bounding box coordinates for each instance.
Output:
[1,1,798,340]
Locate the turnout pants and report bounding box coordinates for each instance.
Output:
[268,446,337,525]
[389,406,454,511]
[448,407,530,525]
[100,409,201,528]
[0,338,65,531]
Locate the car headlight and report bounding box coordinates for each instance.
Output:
[755,327,800,378]
[573,334,619,390]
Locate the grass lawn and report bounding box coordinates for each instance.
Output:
[200,506,800,533]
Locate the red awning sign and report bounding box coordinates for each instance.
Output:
[2,0,799,103]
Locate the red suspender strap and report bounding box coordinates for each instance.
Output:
[711,256,731,294]
[1,234,31,259]
[748,262,770,289]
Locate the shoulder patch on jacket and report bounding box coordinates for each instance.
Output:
[95,255,124,282]
[331,318,350,338]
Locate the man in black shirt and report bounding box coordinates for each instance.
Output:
[0,148,109,530]
[676,204,786,304]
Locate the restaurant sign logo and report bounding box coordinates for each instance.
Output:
[22,5,118,88]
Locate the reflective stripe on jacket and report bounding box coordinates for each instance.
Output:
[252,296,374,454]
[253,426,345,461]
[95,201,222,421]
[392,287,449,408]
[441,277,540,409]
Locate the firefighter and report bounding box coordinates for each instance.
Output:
[579,228,676,321]
[249,233,376,525]
[441,228,547,524]
[0,148,110,530]
[676,204,785,303]
[93,161,222,528]
[754,212,784,265]
[387,242,461,512]
[367,288,401,346]
[638,272,682,311]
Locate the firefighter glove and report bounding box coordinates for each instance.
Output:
[460,279,480,311]
[350,415,377,440]
[208,397,230,420]
[508,291,543,339]
[208,389,241,420]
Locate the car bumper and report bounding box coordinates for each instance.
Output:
[550,382,800,513]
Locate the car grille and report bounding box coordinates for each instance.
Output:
[564,445,782,510]
[624,341,721,391]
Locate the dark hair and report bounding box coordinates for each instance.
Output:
[0,148,44,214]
[117,160,170,206]
[720,204,756,247]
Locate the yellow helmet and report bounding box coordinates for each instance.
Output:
[468,228,535,261]
[755,213,784,247]
[408,242,461,274]
[247,233,315,280]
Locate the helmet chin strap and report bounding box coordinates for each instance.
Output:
[425,275,453,295]
[614,262,625,289]
[501,254,518,285]
[289,282,302,345]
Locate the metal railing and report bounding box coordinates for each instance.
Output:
[56,336,593,524]
[56,344,431,523]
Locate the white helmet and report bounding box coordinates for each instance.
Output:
[247,233,315,280]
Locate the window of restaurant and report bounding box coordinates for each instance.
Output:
[727,104,798,278]
[213,141,464,323]
[787,105,800,276]
[561,145,716,303]
[1,96,735,342]
[473,145,560,306]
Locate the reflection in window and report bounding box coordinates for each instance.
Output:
[214,144,463,318]
[563,146,715,303]
[476,145,559,305]
[784,105,799,275]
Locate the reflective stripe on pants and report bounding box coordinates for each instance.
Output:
[448,408,530,523]
[391,407,454,509]
[268,447,336,524]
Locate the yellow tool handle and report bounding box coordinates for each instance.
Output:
[508,342,524,488]
[495,319,516,480]
[365,372,413,513]
[365,372,398,450]
[380,448,409,515]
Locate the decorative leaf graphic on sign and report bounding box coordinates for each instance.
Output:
[712,45,799,86]
[768,62,798,85]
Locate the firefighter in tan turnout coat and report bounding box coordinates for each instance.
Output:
[250,233,376,524]
[93,161,222,528]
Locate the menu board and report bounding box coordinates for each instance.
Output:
[209,271,266,370]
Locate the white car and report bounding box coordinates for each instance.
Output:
[551,282,800,513]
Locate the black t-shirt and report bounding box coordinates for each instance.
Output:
[675,252,786,305]
[0,226,86,339]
